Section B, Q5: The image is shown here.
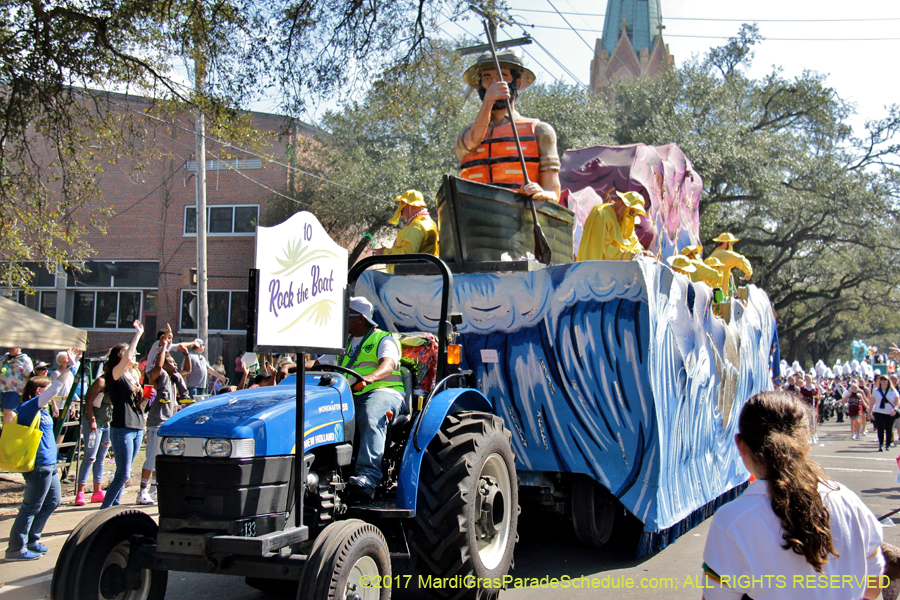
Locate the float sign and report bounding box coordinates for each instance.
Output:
[251,211,347,353]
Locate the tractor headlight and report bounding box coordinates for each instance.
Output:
[204,438,233,458]
[161,437,185,456]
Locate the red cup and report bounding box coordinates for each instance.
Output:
[143,384,154,399]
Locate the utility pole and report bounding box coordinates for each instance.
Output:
[460,5,531,56]
[193,2,209,356]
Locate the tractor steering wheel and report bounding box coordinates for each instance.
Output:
[313,364,367,392]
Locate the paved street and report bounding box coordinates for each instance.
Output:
[1,418,898,599]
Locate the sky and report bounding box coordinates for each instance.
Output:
[430,0,900,134]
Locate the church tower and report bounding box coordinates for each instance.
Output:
[590,0,674,95]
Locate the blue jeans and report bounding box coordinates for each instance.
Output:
[7,465,61,554]
[76,419,111,486]
[354,389,405,490]
[101,427,143,508]
[1,391,20,411]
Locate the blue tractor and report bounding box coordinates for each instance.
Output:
[51,255,518,600]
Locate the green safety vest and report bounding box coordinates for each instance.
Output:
[339,329,404,396]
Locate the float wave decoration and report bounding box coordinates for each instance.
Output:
[358,259,776,555]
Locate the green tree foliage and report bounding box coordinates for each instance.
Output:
[607,25,900,363]
[517,81,615,152]
[265,39,475,262]
[0,0,480,288]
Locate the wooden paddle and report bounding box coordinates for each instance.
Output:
[482,21,552,266]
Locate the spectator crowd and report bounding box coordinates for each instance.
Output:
[0,326,298,561]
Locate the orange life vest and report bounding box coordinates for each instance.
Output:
[460,119,541,189]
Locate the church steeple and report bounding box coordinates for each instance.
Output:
[590,0,673,96]
[601,0,663,57]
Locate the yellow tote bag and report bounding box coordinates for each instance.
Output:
[0,411,43,473]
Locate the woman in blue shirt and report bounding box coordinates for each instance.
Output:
[5,350,77,561]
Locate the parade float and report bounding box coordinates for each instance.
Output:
[361,139,778,554]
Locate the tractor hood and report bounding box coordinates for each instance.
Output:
[158,373,354,456]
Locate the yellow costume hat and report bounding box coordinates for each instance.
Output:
[681,244,703,259]
[463,49,535,91]
[713,232,739,244]
[705,257,725,268]
[389,189,427,225]
[667,254,697,273]
[615,191,647,216]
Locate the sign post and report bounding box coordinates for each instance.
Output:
[246,211,348,531]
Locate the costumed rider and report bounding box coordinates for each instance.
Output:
[307,297,405,500]
[702,257,727,292]
[577,191,647,261]
[667,254,697,277]
[455,49,561,202]
[708,232,752,294]
[373,189,438,258]
[681,245,725,288]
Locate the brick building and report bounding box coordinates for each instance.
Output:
[10,94,319,380]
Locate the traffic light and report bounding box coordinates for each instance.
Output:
[182,267,197,287]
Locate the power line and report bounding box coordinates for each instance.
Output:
[149,122,317,210]
[529,38,588,88]
[439,12,587,88]
[106,163,186,221]
[665,35,900,41]
[525,23,900,40]
[545,0,595,53]
[103,96,385,203]
[498,7,588,88]
[510,8,900,23]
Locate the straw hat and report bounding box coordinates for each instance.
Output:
[389,189,427,225]
[705,257,725,268]
[681,244,703,259]
[463,49,535,90]
[614,191,647,216]
[713,232,739,244]
[667,254,697,273]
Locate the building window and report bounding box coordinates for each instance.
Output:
[8,262,57,288]
[185,158,262,171]
[73,290,142,329]
[181,290,248,332]
[6,262,58,317]
[12,290,57,318]
[66,261,159,288]
[64,261,156,329]
[184,205,258,236]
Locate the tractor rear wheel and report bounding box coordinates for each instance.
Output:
[409,411,518,599]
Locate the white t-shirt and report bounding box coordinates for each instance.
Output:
[145,340,164,373]
[319,334,402,400]
[702,479,884,600]
[870,388,899,415]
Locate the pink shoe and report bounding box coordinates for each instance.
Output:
[74,491,86,506]
[90,490,106,503]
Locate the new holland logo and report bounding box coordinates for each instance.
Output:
[194,416,210,424]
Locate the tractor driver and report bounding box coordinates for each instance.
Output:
[455,49,561,202]
[306,297,405,500]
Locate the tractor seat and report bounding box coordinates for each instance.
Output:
[391,366,414,428]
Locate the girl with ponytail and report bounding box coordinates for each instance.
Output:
[701,391,885,599]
